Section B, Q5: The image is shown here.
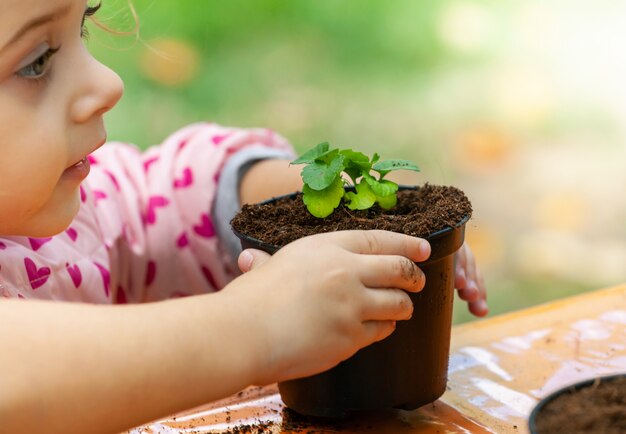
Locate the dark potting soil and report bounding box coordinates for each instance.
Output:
[231,184,472,247]
[533,376,626,434]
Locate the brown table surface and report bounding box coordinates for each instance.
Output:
[128,284,626,433]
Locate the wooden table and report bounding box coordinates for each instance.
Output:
[128,284,626,433]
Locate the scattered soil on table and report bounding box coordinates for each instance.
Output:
[280,408,378,433]
[218,408,382,434]
[533,376,626,434]
[232,184,472,247]
[222,421,275,433]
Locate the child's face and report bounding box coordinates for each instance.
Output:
[0,0,123,237]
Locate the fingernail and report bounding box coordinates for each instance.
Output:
[478,300,488,313]
[458,268,466,280]
[419,241,431,259]
[461,288,478,302]
[418,270,426,290]
[239,250,253,270]
[406,306,414,319]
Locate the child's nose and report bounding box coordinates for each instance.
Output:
[70,58,124,124]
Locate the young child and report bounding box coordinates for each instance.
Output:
[0,1,487,433]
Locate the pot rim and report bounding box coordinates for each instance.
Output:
[232,185,471,253]
[527,372,626,434]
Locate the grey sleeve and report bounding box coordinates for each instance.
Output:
[213,145,295,262]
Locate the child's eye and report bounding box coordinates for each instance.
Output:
[16,47,60,79]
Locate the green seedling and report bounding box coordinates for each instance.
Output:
[291,142,420,218]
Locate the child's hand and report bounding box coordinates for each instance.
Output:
[231,230,430,385]
[454,243,488,317]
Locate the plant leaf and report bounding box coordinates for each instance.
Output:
[345,181,376,210]
[341,149,371,183]
[372,159,420,177]
[302,177,345,218]
[363,173,399,197]
[376,193,397,210]
[291,142,331,165]
[294,142,420,218]
[340,149,370,166]
[301,153,345,191]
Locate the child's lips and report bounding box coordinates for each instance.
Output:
[62,135,106,181]
[62,157,91,180]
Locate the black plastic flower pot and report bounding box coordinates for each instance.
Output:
[528,373,626,434]
[232,187,469,417]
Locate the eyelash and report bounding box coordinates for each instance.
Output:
[16,3,102,84]
[81,3,102,39]
[16,47,61,82]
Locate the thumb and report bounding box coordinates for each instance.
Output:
[238,249,271,273]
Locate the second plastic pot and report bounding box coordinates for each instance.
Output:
[528,373,626,434]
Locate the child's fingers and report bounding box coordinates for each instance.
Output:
[238,249,271,272]
[328,230,431,263]
[358,255,425,293]
[360,320,397,345]
[457,245,481,301]
[454,244,488,315]
[468,299,489,317]
[455,267,467,290]
[360,288,414,321]
[478,270,487,301]
[466,269,488,316]
[458,286,481,302]
[454,246,468,289]
[464,245,478,284]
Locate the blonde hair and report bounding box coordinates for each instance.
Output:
[87,0,140,39]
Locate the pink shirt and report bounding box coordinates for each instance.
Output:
[0,123,294,303]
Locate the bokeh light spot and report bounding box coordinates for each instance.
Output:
[454,126,514,171]
[140,38,200,87]
[438,2,495,55]
[535,192,587,232]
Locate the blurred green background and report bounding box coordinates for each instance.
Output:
[88,0,626,324]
